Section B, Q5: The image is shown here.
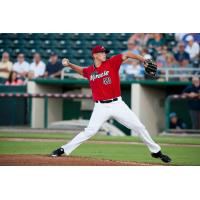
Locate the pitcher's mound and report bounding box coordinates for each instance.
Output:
[0,155,157,166]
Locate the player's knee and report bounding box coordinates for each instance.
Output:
[84,126,98,137]
[132,123,146,131]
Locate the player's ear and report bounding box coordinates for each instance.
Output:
[93,53,97,59]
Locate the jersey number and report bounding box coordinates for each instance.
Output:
[103,77,112,85]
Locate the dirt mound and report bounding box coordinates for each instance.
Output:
[0,155,157,166]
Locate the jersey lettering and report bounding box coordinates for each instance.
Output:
[90,70,109,81]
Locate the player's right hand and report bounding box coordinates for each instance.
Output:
[62,58,70,67]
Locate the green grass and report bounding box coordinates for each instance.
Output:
[0,140,200,165]
[1,132,200,145]
[0,131,200,165]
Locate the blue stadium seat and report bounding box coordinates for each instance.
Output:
[41,40,52,49]
[82,33,97,41]
[69,33,83,41]
[6,33,19,40]
[60,49,70,58]
[70,40,84,49]
[0,34,8,39]
[53,33,68,40]
[85,58,93,66]
[0,33,181,70]
[0,39,6,48]
[0,48,5,54]
[57,40,68,49]
[38,33,53,40]
[19,33,36,40]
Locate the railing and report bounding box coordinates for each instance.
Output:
[158,68,200,81]
[61,67,200,81]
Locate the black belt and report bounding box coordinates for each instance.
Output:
[95,98,118,104]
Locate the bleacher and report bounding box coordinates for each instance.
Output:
[0,33,132,66]
[1,33,199,81]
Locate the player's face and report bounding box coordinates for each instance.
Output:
[94,52,106,62]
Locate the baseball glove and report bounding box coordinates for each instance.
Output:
[144,59,157,79]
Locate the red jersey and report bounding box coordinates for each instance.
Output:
[83,54,123,101]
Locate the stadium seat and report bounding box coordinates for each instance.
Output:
[38,33,52,40]
[6,33,19,40]
[70,40,84,49]
[5,39,14,49]
[41,40,52,49]
[10,39,20,48]
[20,33,36,40]
[0,33,186,70]
[0,34,127,62]
[29,48,37,54]
[25,39,39,49]
[69,33,83,41]
[82,33,97,41]
[115,33,131,41]
[60,49,70,58]
[70,58,80,65]
[85,58,93,66]
[0,48,5,54]
[0,39,6,48]
[0,34,8,39]
[79,58,86,65]
[53,33,68,40]
[57,40,68,49]
[75,49,85,58]
[49,40,60,49]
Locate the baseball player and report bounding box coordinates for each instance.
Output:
[51,45,171,163]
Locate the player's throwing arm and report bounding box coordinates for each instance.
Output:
[62,58,83,75]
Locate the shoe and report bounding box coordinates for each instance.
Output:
[51,147,65,157]
[151,151,172,163]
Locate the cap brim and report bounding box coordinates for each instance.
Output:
[97,49,110,54]
[92,49,110,55]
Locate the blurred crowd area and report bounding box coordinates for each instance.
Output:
[0,33,200,85]
[120,33,200,81]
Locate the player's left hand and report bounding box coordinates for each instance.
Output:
[144,59,157,79]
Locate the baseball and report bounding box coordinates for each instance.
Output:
[62,58,70,66]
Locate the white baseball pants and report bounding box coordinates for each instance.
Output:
[62,97,161,155]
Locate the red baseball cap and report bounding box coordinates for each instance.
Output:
[91,45,110,55]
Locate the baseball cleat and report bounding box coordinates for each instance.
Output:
[151,151,172,163]
[51,147,64,157]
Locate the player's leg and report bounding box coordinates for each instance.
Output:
[112,100,160,153]
[51,103,110,156]
[111,99,171,163]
